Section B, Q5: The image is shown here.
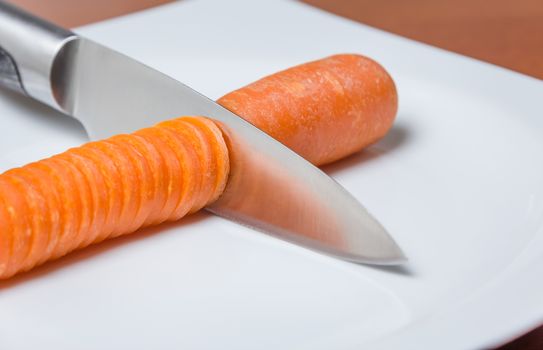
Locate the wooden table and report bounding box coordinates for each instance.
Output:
[5,0,543,348]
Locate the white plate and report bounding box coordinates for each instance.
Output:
[1,1,542,349]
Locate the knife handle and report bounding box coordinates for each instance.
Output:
[0,1,75,109]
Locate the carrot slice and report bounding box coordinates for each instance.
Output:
[135,127,182,225]
[9,166,54,272]
[178,117,230,204]
[30,164,60,264]
[0,177,32,278]
[154,127,198,220]
[54,152,103,253]
[103,137,146,234]
[157,119,208,214]
[29,159,72,262]
[0,183,14,277]
[130,134,167,227]
[85,141,132,239]
[50,157,95,259]
[77,145,124,243]
[108,134,158,231]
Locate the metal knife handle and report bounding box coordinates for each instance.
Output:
[0,1,75,109]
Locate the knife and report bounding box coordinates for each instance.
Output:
[0,2,406,265]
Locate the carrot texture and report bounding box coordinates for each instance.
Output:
[0,53,398,279]
[218,54,398,166]
[0,117,229,279]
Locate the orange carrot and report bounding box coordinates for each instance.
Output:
[218,54,398,166]
[0,117,229,279]
[0,54,397,279]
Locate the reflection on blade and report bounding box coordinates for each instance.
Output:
[52,38,406,265]
[211,128,344,248]
[208,122,406,265]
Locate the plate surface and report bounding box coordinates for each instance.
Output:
[1,1,542,349]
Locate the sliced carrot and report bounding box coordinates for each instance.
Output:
[56,152,106,251]
[160,126,201,219]
[133,134,170,227]
[0,176,33,277]
[87,142,128,237]
[157,119,209,213]
[101,138,144,235]
[9,167,53,272]
[79,145,124,243]
[0,117,231,279]
[154,127,198,220]
[107,134,158,231]
[0,184,14,277]
[180,117,230,203]
[47,157,94,259]
[29,160,71,262]
[29,161,69,264]
[135,127,183,225]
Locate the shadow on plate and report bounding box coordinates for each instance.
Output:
[322,121,411,175]
[0,212,209,291]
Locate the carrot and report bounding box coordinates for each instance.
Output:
[218,54,398,166]
[0,118,229,279]
[0,54,397,279]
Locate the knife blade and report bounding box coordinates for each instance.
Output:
[0,2,406,265]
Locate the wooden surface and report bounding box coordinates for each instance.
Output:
[303,0,543,79]
[6,0,174,28]
[4,0,543,348]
